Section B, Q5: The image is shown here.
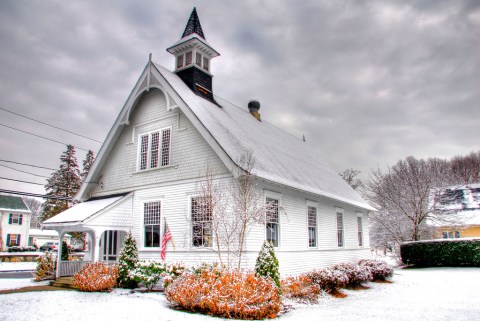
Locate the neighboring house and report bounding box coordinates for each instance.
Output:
[0,195,31,250]
[28,229,71,248]
[430,183,480,239]
[43,8,375,276]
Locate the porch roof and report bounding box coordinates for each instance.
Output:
[42,194,127,226]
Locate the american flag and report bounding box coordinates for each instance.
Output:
[161,223,172,261]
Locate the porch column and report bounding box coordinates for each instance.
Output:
[56,230,65,278]
[92,232,102,263]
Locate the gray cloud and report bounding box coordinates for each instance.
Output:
[0,0,478,195]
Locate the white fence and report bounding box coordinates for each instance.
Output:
[59,261,89,276]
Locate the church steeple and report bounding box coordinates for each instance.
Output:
[182,7,205,40]
[167,8,220,104]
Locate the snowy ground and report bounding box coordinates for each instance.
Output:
[0,266,479,321]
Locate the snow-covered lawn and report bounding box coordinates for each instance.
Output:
[0,267,479,321]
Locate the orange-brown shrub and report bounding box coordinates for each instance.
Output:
[281,275,321,303]
[165,270,281,320]
[74,262,118,292]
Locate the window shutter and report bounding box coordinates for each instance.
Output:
[6,234,10,246]
[17,234,21,246]
[19,214,23,225]
[8,214,12,224]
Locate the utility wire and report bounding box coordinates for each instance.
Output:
[0,189,72,201]
[0,122,92,152]
[0,176,45,186]
[0,163,50,178]
[0,106,103,143]
[0,159,56,171]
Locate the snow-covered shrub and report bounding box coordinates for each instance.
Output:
[73,262,118,292]
[191,261,226,275]
[33,252,56,281]
[304,268,348,293]
[281,275,321,303]
[162,261,187,288]
[117,232,138,289]
[359,259,393,281]
[61,241,70,261]
[129,260,165,291]
[332,262,370,287]
[401,239,480,267]
[255,241,280,289]
[165,269,281,319]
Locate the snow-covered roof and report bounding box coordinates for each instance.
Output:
[42,196,125,225]
[433,183,480,212]
[153,64,374,211]
[29,229,71,238]
[0,195,31,212]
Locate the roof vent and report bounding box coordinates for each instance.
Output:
[248,100,261,121]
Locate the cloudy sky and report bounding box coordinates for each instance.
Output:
[0,0,479,197]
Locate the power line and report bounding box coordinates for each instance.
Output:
[0,189,72,201]
[0,122,92,152]
[0,159,56,171]
[0,176,45,186]
[0,106,103,143]
[0,163,50,178]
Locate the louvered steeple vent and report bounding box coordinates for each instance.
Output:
[167,8,220,104]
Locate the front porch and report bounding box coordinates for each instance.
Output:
[41,193,134,277]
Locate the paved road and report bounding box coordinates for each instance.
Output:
[0,271,34,279]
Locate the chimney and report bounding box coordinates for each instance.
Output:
[248,100,261,121]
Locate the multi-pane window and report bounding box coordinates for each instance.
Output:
[176,55,184,69]
[266,197,279,247]
[139,128,171,171]
[357,216,364,247]
[442,231,461,239]
[144,201,161,247]
[336,210,344,247]
[308,206,317,248]
[196,52,202,66]
[185,51,192,65]
[8,214,23,225]
[7,234,20,246]
[192,197,212,247]
[203,57,209,71]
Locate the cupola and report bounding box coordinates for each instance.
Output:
[167,8,220,103]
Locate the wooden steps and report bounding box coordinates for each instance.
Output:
[51,276,77,290]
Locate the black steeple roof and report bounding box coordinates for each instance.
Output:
[182,7,205,40]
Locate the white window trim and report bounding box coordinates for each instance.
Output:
[264,190,281,248]
[141,199,163,250]
[306,200,318,249]
[136,126,172,172]
[357,212,364,247]
[335,207,345,248]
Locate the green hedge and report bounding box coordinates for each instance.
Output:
[400,238,480,267]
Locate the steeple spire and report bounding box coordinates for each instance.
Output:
[182,7,205,40]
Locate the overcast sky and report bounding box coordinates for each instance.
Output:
[0,0,479,197]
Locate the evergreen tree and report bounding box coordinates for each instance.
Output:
[41,145,81,221]
[255,240,280,289]
[81,150,95,182]
[117,232,139,289]
[61,241,70,261]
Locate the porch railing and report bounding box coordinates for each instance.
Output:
[59,260,90,277]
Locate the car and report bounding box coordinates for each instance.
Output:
[39,241,59,252]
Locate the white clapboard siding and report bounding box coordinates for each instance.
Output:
[91,89,228,197]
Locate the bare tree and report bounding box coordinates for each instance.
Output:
[338,168,364,191]
[450,151,480,184]
[22,197,44,229]
[194,150,272,268]
[365,156,452,243]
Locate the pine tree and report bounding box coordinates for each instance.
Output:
[255,240,281,289]
[117,232,139,289]
[41,145,81,221]
[61,241,70,261]
[81,150,95,182]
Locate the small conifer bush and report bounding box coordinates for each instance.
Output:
[255,241,280,289]
[117,232,139,289]
[165,269,281,319]
[33,252,56,281]
[73,262,118,292]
